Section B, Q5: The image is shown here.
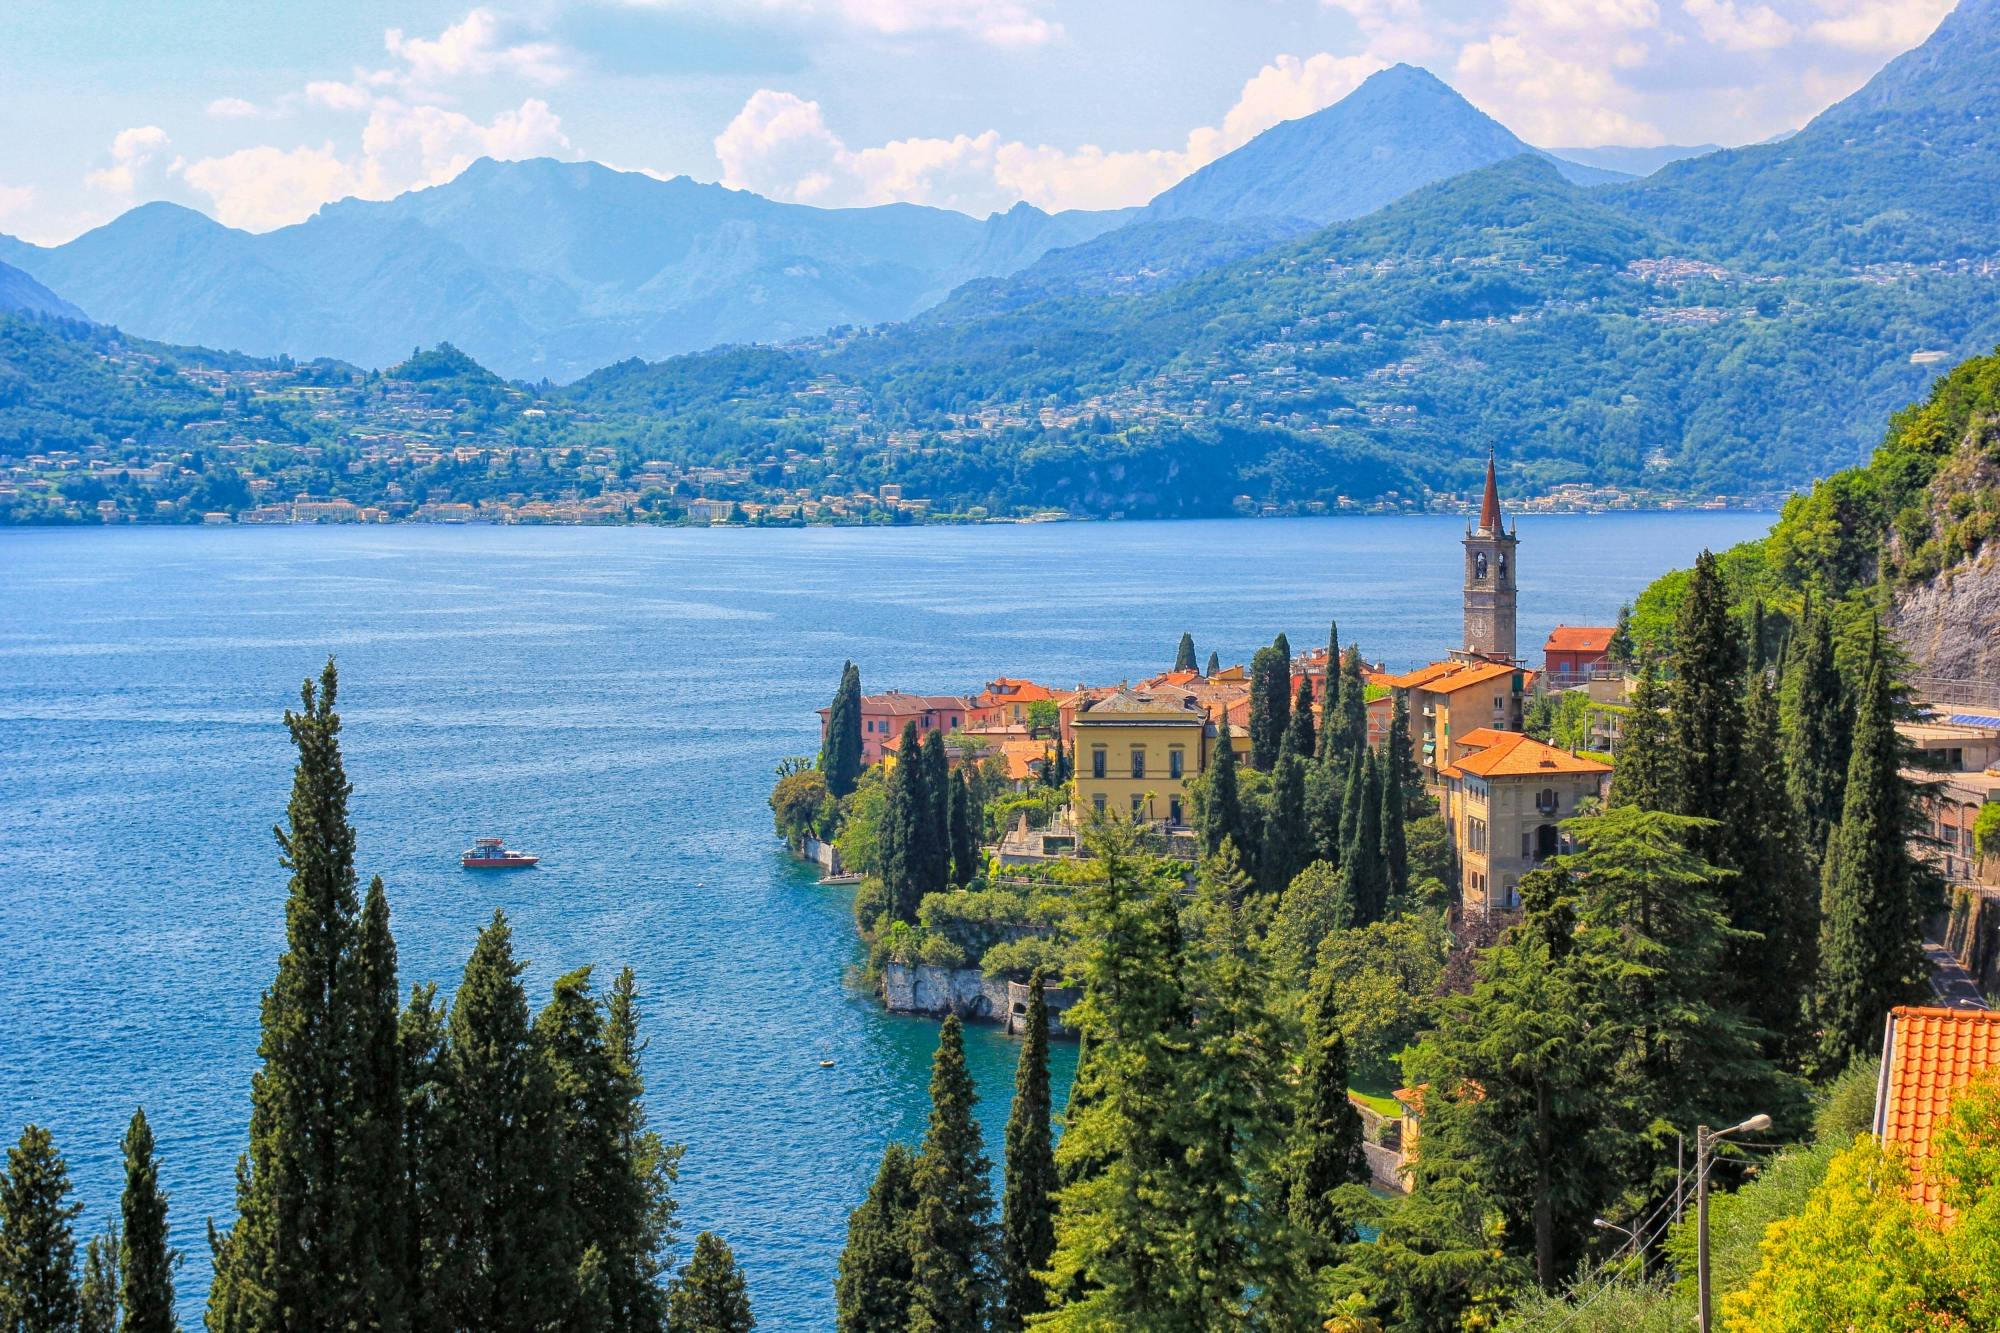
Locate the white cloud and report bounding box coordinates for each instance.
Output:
[177,98,571,230]
[1808,0,1952,52]
[84,126,171,195]
[716,50,1387,212]
[1455,34,1663,144]
[635,0,1060,47]
[0,184,35,222]
[384,7,568,86]
[1682,0,1795,51]
[306,80,374,112]
[206,97,262,119]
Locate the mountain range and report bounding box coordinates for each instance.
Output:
[4,0,1999,521]
[0,64,1638,382]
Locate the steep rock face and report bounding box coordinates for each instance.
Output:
[1890,549,2000,683]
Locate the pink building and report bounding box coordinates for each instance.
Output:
[820,690,971,765]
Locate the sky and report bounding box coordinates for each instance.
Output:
[0,0,1959,244]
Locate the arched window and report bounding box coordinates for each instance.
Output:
[1498,554,1508,580]
[1474,551,1488,579]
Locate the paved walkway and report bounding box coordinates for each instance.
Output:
[1925,937,1991,1010]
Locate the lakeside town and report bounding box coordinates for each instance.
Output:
[778,457,2000,1197]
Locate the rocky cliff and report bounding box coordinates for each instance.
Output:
[1885,395,2000,685]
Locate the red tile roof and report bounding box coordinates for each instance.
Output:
[1877,1005,2000,1220]
[1447,731,1611,778]
[1479,451,1502,533]
[1545,625,1614,653]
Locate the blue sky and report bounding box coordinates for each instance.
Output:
[0,0,1957,243]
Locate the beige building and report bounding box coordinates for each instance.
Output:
[1441,728,1611,915]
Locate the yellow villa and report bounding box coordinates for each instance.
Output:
[1071,686,1213,827]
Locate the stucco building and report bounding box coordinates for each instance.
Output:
[1441,728,1611,915]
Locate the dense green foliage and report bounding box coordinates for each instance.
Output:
[119,1108,175,1333]
[1,1125,84,1330]
[998,976,1057,1331]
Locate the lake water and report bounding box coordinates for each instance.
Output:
[0,513,1767,1328]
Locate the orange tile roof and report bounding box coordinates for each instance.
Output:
[1450,731,1611,778]
[979,677,1058,703]
[1877,1006,2000,1220]
[1545,625,1615,653]
[1426,661,1525,695]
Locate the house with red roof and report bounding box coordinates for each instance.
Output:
[1875,1005,2000,1221]
[1441,729,1611,915]
[819,689,971,765]
[1543,625,1616,686]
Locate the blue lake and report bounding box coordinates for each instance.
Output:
[0,513,1768,1328]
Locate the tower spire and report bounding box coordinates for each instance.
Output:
[1479,449,1502,534]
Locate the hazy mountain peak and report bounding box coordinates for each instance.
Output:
[1139,62,1622,229]
[0,260,86,320]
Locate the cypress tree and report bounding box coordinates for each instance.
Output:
[1666,550,1745,867]
[346,875,408,1324]
[907,1017,994,1333]
[1341,751,1387,926]
[1259,755,1312,897]
[1608,661,1675,811]
[1280,675,1315,765]
[922,731,952,893]
[603,968,682,1333]
[1174,633,1197,674]
[1199,722,1255,864]
[667,1233,754,1333]
[1304,757,1344,868]
[1205,651,1219,679]
[1814,627,1928,1074]
[433,910,563,1333]
[81,1228,120,1333]
[998,972,1057,1331]
[209,658,385,1332]
[1734,677,1819,1062]
[881,721,927,923]
[1045,734,1065,789]
[535,967,620,1328]
[1386,694,1430,821]
[1380,744,1409,912]
[1781,599,1851,868]
[1607,603,1634,665]
[1331,645,1369,767]
[398,982,447,1333]
[1247,643,1289,770]
[0,1126,82,1332]
[821,663,864,799]
[1289,968,1368,1263]
[120,1108,175,1333]
[949,770,978,888]
[1315,620,1341,763]
[834,1144,918,1333]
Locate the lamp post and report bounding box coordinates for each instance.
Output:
[1592,1216,1637,1261]
[1697,1113,1771,1333]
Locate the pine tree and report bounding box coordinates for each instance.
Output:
[1815,627,1928,1074]
[907,1017,994,1333]
[1174,633,1197,674]
[835,1145,918,1333]
[1731,678,1820,1063]
[1607,661,1675,811]
[433,911,563,1333]
[1341,751,1388,926]
[120,1108,175,1333]
[1666,549,1745,867]
[1259,755,1312,896]
[922,730,952,893]
[1289,967,1367,1264]
[209,658,392,1333]
[1781,599,1851,869]
[1198,723,1255,864]
[949,770,978,888]
[536,966,622,1329]
[1280,675,1315,765]
[0,1126,82,1332]
[1304,758,1344,868]
[81,1227,120,1333]
[998,972,1057,1331]
[1040,823,1194,1329]
[1248,642,1290,770]
[821,662,865,799]
[667,1233,754,1333]
[1607,603,1634,665]
[1315,620,1341,764]
[1205,651,1219,679]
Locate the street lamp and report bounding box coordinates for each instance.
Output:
[1697,1114,1771,1333]
[1592,1216,1638,1259]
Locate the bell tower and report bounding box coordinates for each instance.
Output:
[1462,451,1517,663]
